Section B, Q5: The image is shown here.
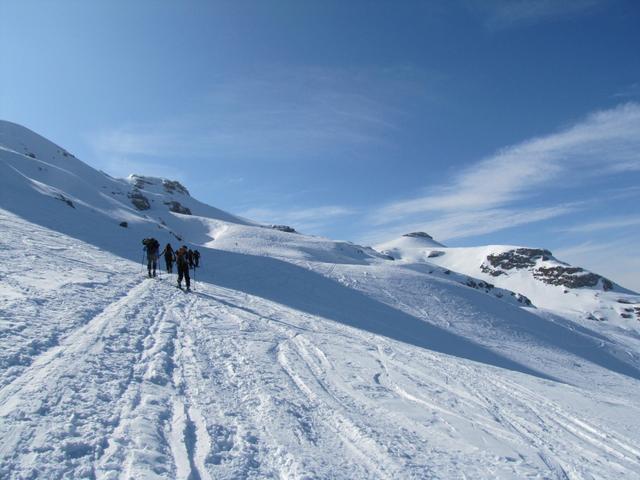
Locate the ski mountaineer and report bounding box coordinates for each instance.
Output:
[161,243,175,273]
[187,248,195,269]
[142,238,160,277]
[193,249,201,268]
[175,245,191,291]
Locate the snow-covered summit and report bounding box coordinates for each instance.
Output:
[376,235,639,329]
[376,231,445,261]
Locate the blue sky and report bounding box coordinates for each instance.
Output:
[1,0,639,290]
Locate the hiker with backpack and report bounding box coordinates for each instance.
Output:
[193,249,201,268]
[161,243,175,273]
[142,237,160,277]
[175,245,191,290]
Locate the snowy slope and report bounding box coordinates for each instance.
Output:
[2,122,640,479]
[377,233,640,332]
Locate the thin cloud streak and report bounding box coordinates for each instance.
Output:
[472,0,606,29]
[89,66,436,167]
[368,102,640,242]
[560,215,640,233]
[242,205,358,235]
[363,204,577,246]
[376,103,640,221]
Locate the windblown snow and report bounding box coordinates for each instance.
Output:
[1,120,640,479]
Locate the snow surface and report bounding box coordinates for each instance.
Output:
[2,121,640,479]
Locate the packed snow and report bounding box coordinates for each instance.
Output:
[2,121,640,479]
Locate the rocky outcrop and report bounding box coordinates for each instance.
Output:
[163,180,189,196]
[481,248,553,275]
[533,266,613,290]
[128,190,150,211]
[56,194,74,208]
[271,225,297,233]
[481,248,614,291]
[164,201,191,215]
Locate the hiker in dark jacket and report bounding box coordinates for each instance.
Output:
[187,249,195,269]
[142,238,160,277]
[161,243,175,273]
[175,245,191,290]
[193,250,201,268]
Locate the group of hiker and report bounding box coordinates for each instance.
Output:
[142,238,200,291]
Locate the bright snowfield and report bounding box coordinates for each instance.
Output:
[1,121,640,480]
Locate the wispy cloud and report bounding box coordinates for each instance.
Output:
[560,215,640,233]
[613,82,640,99]
[470,0,606,29]
[89,66,436,175]
[368,102,640,243]
[363,204,578,245]
[242,205,357,234]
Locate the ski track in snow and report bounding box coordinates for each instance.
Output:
[2,210,640,479]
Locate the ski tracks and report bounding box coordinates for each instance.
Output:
[166,284,418,479]
[0,278,166,478]
[464,375,640,479]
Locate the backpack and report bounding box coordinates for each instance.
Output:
[176,248,189,266]
[143,238,159,254]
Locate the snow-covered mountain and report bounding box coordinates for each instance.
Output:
[377,232,640,330]
[2,120,640,479]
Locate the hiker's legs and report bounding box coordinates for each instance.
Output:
[184,268,191,289]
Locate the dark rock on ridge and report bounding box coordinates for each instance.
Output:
[164,201,192,215]
[271,225,297,233]
[128,190,150,211]
[163,179,190,196]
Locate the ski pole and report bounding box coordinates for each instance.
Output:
[140,250,146,274]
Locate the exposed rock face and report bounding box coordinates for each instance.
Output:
[56,194,74,208]
[57,148,75,158]
[481,248,614,291]
[533,267,613,290]
[128,190,150,210]
[163,179,189,196]
[164,201,191,215]
[403,232,434,239]
[481,248,552,274]
[271,225,297,233]
[119,221,128,228]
